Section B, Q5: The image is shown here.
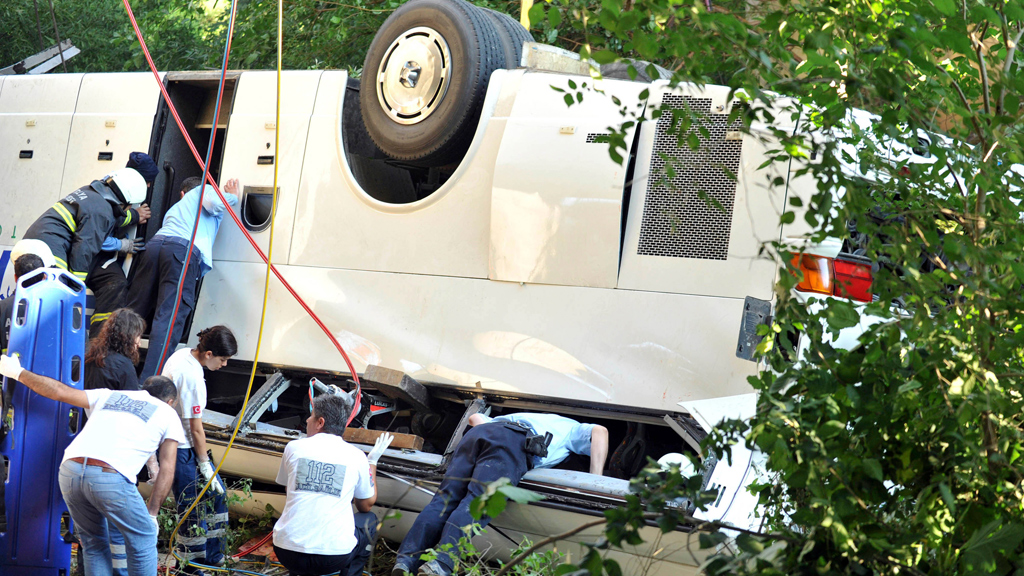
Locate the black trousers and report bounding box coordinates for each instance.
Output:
[273,511,377,576]
[86,253,128,338]
[125,235,201,380]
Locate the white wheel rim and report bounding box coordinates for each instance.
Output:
[375,26,452,125]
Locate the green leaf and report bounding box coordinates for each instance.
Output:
[897,380,922,394]
[961,521,1024,570]
[939,482,956,514]
[862,459,883,482]
[819,420,846,439]
[497,484,545,505]
[933,0,956,16]
[592,50,618,65]
[547,7,562,27]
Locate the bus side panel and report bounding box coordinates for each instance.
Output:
[191,260,757,412]
[0,74,84,249]
[60,73,161,194]
[213,71,322,265]
[287,71,497,278]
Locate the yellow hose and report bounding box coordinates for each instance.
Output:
[166,0,284,570]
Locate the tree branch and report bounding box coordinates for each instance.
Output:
[973,22,992,116]
[494,518,608,576]
[947,74,988,151]
[998,26,1024,114]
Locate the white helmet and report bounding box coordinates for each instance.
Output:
[11,239,57,268]
[103,168,147,205]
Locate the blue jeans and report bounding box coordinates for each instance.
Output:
[173,447,228,566]
[58,459,157,576]
[396,423,529,573]
[126,235,201,381]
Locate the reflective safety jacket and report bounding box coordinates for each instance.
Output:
[23,181,133,281]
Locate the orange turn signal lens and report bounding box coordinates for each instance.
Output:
[791,254,832,295]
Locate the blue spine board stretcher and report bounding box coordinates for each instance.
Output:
[0,269,86,576]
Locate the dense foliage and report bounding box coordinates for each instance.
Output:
[563,0,1024,573]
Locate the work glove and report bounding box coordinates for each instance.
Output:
[150,514,159,531]
[118,237,146,255]
[0,355,24,382]
[145,455,160,486]
[198,459,226,495]
[367,432,394,465]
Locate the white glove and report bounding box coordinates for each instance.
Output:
[0,354,24,381]
[145,455,160,486]
[150,514,159,530]
[367,432,394,465]
[198,460,226,495]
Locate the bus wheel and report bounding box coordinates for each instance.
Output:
[360,0,505,167]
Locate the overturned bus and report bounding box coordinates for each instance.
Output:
[0,1,844,572]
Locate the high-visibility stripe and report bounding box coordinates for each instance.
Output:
[51,203,77,233]
[210,513,229,524]
[72,270,88,280]
[177,535,206,547]
[53,257,69,271]
[122,211,132,226]
[205,529,225,538]
[90,312,111,325]
[111,559,128,569]
[110,544,126,554]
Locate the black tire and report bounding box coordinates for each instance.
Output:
[360,0,506,167]
[480,7,534,68]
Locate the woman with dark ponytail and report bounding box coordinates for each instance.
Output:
[84,307,146,391]
[160,325,237,572]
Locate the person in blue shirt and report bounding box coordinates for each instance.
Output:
[126,176,239,380]
[393,412,609,576]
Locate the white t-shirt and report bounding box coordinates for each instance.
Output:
[161,348,206,449]
[273,433,375,556]
[63,389,186,480]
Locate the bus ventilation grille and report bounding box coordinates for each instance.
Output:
[637,94,743,261]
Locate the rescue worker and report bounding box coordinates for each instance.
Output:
[88,152,157,336]
[272,393,393,576]
[393,412,609,576]
[128,177,239,380]
[162,325,237,573]
[0,354,183,576]
[21,167,148,285]
[0,253,45,356]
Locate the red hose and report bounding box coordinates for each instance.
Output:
[153,0,238,378]
[120,0,361,422]
[231,531,273,559]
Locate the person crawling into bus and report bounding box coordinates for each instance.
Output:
[393,412,609,576]
[272,393,394,576]
[17,167,149,287]
[127,176,239,381]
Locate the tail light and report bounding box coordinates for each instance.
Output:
[791,254,873,302]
